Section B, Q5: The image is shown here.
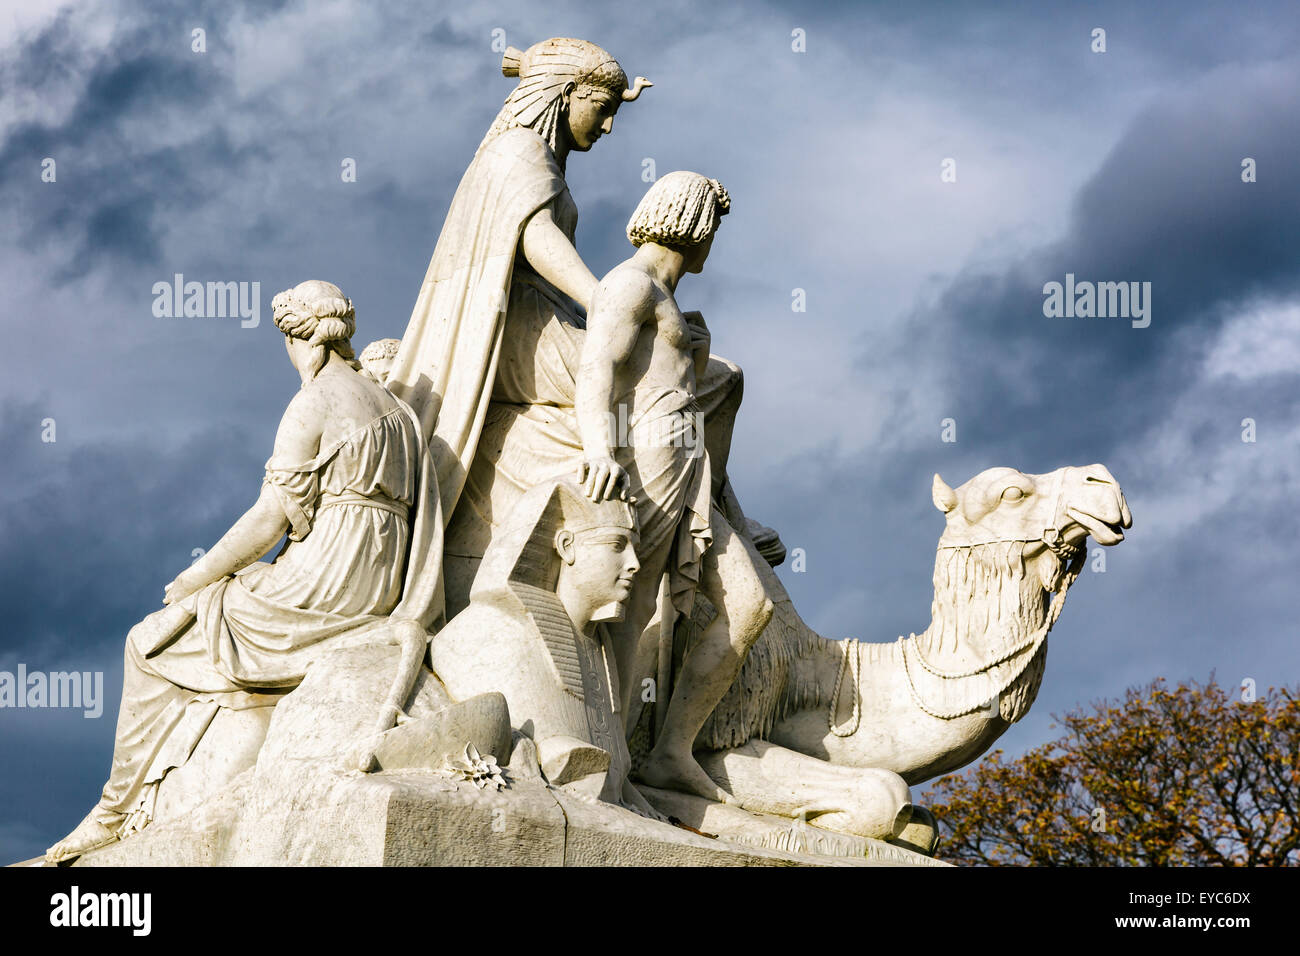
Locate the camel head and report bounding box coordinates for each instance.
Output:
[931,464,1131,593]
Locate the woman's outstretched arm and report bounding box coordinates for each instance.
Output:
[162,391,322,604]
[162,485,291,604]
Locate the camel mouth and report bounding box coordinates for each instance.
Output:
[1066,507,1126,546]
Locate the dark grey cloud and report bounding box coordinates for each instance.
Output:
[0,0,484,289]
[881,65,1300,468]
[1,17,221,275]
[757,55,1300,769]
[0,398,268,860]
[0,399,265,661]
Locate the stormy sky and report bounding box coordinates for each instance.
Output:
[1,0,1297,862]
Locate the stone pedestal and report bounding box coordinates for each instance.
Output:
[43,766,944,867]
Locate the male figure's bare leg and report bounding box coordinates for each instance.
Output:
[634,510,773,803]
[604,525,676,726]
[696,356,742,501]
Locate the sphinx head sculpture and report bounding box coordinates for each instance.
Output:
[433,477,643,801]
[479,477,641,632]
[552,492,641,628]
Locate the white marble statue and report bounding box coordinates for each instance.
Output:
[686,465,1132,821]
[385,36,654,524]
[573,172,774,804]
[384,37,780,623]
[35,36,1138,867]
[358,337,402,383]
[45,281,444,863]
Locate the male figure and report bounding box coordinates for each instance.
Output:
[576,172,773,803]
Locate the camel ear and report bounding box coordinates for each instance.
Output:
[932,474,958,513]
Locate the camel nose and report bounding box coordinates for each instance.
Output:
[1082,464,1132,529]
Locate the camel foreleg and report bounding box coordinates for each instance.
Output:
[696,739,912,841]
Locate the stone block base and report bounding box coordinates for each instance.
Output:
[50,765,944,867]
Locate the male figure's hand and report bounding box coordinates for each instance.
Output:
[577,457,630,502]
[682,310,710,354]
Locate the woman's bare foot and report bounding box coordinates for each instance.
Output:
[45,807,125,864]
[634,747,735,805]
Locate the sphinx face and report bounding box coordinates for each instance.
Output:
[567,528,641,622]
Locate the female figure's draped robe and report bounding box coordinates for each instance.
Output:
[386,127,567,521]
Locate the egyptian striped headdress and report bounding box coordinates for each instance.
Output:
[485,37,651,152]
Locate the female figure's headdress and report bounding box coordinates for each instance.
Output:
[485,37,651,153]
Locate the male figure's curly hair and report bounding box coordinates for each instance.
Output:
[626,171,730,250]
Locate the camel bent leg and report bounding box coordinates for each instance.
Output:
[696,739,912,841]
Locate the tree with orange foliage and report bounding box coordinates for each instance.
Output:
[921,677,1299,866]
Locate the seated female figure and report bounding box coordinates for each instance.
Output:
[46,280,443,863]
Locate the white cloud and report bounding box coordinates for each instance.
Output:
[1203,298,1300,382]
[1113,298,1300,552]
